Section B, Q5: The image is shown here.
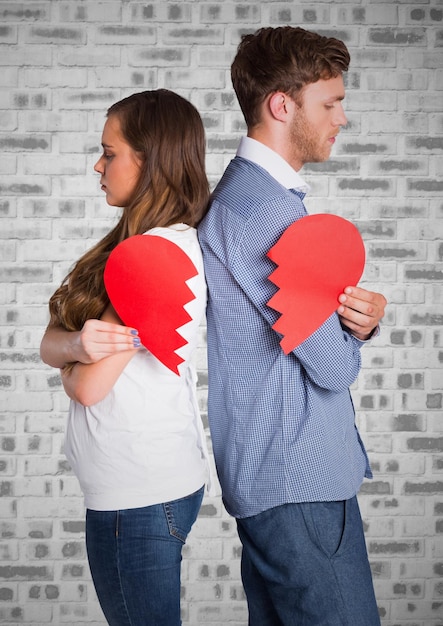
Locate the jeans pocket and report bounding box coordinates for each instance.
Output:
[306,499,348,559]
[163,486,204,543]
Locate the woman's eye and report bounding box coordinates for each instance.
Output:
[104,152,114,160]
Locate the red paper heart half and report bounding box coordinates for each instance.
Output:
[104,234,198,375]
[267,214,365,354]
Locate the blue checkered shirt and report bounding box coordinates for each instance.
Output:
[198,141,372,519]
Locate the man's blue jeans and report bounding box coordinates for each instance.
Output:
[85,486,204,626]
[237,496,380,626]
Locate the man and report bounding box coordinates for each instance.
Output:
[198,26,386,625]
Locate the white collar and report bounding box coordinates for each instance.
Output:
[236,136,310,193]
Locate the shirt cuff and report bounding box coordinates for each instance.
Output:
[346,324,380,345]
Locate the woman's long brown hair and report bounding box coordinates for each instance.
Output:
[48,89,210,332]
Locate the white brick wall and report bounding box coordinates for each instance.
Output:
[0,1,442,624]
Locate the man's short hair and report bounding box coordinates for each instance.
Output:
[231,26,350,128]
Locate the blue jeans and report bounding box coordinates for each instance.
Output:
[237,496,380,626]
[85,486,204,626]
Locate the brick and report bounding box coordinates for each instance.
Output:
[368,540,423,556]
[0,134,51,151]
[404,481,443,495]
[407,436,443,452]
[361,495,426,517]
[375,158,429,174]
[0,46,51,66]
[391,599,443,620]
[366,70,428,91]
[338,5,397,25]
[58,88,119,109]
[164,69,225,90]
[0,110,18,132]
[408,178,443,194]
[369,413,426,433]
[59,2,122,23]
[198,47,237,68]
[56,46,121,67]
[0,565,53,581]
[23,155,86,176]
[201,4,261,24]
[409,310,443,324]
[403,517,442,537]
[368,27,426,45]
[23,68,88,89]
[400,91,442,114]
[364,515,395,537]
[0,265,52,284]
[0,242,16,263]
[196,602,247,623]
[0,3,49,21]
[368,242,427,261]
[21,198,85,218]
[407,136,443,152]
[205,137,243,158]
[94,67,157,89]
[26,26,85,44]
[357,392,392,410]
[164,25,223,45]
[408,7,443,24]
[12,90,50,110]
[351,48,397,68]
[0,24,17,44]
[272,5,327,26]
[304,157,360,174]
[360,480,392,495]
[391,581,424,598]
[337,178,393,194]
[130,3,192,23]
[95,24,156,45]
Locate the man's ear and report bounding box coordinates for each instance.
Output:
[268,91,289,122]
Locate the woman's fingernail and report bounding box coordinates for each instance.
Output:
[133,338,141,347]
[130,329,139,336]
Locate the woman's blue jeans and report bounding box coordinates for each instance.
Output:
[237,496,381,626]
[85,486,204,626]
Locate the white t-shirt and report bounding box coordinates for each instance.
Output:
[64,224,210,511]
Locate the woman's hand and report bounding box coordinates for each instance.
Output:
[40,316,140,369]
[71,318,140,364]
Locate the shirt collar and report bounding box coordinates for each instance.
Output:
[236,136,310,194]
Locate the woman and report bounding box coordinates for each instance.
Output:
[40,90,211,625]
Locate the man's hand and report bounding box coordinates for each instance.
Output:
[337,286,387,341]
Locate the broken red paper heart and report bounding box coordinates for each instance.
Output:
[104,234,198,375]
[267,214,365,354]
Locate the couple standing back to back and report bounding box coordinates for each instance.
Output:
[41,25,386,626]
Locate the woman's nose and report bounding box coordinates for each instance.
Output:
[94,155,104,174]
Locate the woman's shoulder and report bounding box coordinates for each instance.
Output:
[144,224,201,262]
[144,223,196,242]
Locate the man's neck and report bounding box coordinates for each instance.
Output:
[247,128,303,172]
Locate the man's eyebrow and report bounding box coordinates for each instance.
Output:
[324,95,345,104]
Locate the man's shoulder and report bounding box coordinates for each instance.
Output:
[215,156,282,194]
[210,157,287,216]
